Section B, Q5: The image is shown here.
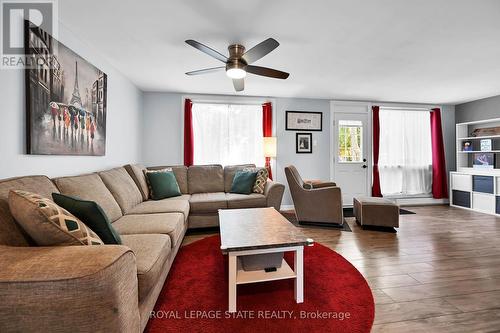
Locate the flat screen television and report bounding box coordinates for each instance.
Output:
[473,153,495,169]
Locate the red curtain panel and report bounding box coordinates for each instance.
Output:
[430,108,448,198]
[262,102,273,180]
[372,106,382,197]
[183,99,194,167]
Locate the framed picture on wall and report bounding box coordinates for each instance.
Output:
[24,20,107,156]
[286,111,322,131]
[296,133,312,153]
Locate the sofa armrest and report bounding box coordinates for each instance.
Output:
[0,245,140,333]
[303,180,337,189]
[264,179,285,210]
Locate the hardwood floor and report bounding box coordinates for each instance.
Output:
[182,205,500,332]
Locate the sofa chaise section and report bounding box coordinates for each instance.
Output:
[0,176,142,332]
[0,243,141,332]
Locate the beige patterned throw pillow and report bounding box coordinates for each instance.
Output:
[243,167,269,194]
[8,190,103,246]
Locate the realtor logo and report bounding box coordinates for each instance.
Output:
[1,0,57,68]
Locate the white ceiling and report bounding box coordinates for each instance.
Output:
[59,0,500,104]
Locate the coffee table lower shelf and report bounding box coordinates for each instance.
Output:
[236,259,296,285]
[226,245,304,312]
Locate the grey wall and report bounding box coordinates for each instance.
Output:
[142,92,183,165]
[0,24,143,179]
[442,105,456,175]
[274,98,331,205]
[456,95,500,123]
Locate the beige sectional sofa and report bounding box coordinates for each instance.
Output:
[0,164,284,332]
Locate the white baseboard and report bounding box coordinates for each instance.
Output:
[394,198,449,206]
[281,198,449,211]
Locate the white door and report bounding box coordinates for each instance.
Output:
[331,103,371,206]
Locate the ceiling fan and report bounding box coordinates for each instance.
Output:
[185,38,289,92]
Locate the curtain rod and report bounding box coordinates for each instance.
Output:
[380,106,432,111]
[191,100,267,106]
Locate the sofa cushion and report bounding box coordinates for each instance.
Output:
[145,169,181,200]
[188,165,224,194]
[9,190,103,246]
[189,192,227,213]
[124,164,149,201]
[224,164,255,192]
[54,174,123,222]
[52,193,122,245]
[98,167,143,214]
[121,234,171,301]
[148,165,188,194]
[225,193,267,209]
[113,213,185,248]
[127,197,190,220]
[0,175,59,246]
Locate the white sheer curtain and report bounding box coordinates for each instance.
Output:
[192,103,265,167]
[378,109,433,196]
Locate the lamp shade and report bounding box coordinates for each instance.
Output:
[263,137,277,158]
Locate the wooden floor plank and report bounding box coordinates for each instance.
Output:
[444,290,500,312]
[373,298,461,325]
[372,309,500,333]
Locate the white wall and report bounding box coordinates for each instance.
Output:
[0,24,143,179]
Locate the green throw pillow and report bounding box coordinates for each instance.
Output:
[145,171,181,200]
[230,171,258,195]
[52,193,122,245]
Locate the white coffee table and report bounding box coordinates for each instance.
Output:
[219,207,313,312]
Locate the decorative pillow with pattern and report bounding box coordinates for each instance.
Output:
[243,167,269,194]
[143,168,173,199]
[8,190,103,246]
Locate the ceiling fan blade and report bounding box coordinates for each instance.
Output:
[242,38,279,64]
[245,65,289,79]
[185,39,228,63]
[233,78,244,92]
[185,66,225,75]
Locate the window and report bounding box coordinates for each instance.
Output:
[192,103,265,166]
[378,109,432,196]
[338,120,363,162]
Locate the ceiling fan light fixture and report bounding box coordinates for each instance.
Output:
[226,67,246,79]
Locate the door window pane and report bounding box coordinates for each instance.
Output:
[338,120,363,163]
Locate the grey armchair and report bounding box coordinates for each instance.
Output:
[284,165,344,226]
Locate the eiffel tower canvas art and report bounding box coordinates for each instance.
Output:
[24,20,107,156]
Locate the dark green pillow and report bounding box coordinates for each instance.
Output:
[52,193,122,245]
[230,171,258,195]
[145,171,181,200]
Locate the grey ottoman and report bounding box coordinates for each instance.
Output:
[353,197,399,228]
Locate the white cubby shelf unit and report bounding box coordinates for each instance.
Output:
[451,118,500,216]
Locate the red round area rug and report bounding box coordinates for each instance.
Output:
[145,235,374,333]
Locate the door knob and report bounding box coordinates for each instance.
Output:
[362,165,367,169]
